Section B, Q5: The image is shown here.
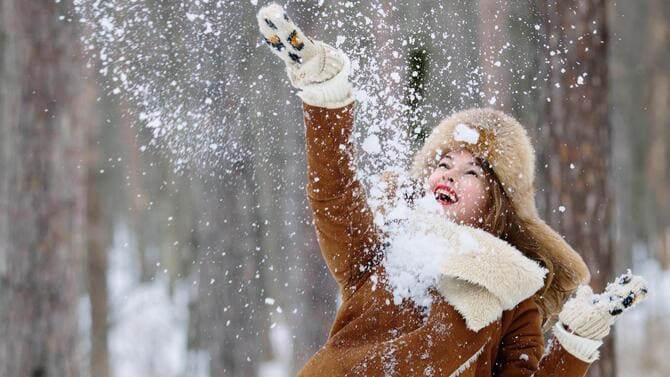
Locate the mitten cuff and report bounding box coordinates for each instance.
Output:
[288,45,354,109]
[553,321,602,363]
[288,41,343,86]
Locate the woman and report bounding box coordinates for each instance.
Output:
[257,4,647,376]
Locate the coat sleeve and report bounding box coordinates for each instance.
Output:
[303,103,380,297]
[494,299,592,377]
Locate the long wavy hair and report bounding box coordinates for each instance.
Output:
[476,158,570,330]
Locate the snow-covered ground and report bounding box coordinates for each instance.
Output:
[79,222,301,377]
[615,243,670,377]
[80,223,209,377]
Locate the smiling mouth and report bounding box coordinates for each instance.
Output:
[434,185,459,205]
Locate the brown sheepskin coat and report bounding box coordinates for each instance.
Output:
[298,103,592,377]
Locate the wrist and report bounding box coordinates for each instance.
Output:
[558,285,614,340]
[553,321,602,363]
[288,41,343,87]
[291,49,354,109]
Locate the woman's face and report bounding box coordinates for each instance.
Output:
[427,148,490,226]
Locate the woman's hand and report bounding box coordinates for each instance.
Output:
[551,270,647,363]
[257,3,345,88]
[559,269,648,340]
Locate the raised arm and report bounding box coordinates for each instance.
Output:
[257,4,380,297]
[303,103,380,296]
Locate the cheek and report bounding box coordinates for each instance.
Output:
[461,181,488,210]
[427,171,441,188]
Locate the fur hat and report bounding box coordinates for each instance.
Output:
[410,108,591,317]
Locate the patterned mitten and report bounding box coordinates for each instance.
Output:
[257,3,353,108]
[553,270,648,362]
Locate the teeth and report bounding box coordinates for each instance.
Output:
[434,189,456,203]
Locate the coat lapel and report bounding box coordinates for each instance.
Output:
[383,197,548,333]
[437,276,503,333]
[434,222,547,332]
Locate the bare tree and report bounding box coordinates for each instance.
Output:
[644,0,670,269]
[0,1,86,376]
[477,0,512,110]
[84,82,111,377]
[538,1,614,376]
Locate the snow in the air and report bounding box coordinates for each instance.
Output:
[65,0,665,375]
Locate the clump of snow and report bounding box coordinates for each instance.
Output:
[335,35,347,47]
[453,123,480,144]
[362,134,382,154]
[366,170,420,228]
[381,194,482,314]
[383,207,449,309]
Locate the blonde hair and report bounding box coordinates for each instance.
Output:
[476,159,569,329]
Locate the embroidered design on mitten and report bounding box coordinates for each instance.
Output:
[257,3,318,67]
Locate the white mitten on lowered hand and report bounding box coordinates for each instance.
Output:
[257,3,353,108]
[553,269,648,363]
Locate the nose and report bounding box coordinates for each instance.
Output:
[442,171,455,184]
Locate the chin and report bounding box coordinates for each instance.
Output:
[443,211,477,226]
[441,211,464,224]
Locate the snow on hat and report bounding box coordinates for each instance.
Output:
[410,107,591,316]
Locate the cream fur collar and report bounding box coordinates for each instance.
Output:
[434,222,547,331]
[384,196,547,332]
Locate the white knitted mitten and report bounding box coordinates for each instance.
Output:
[257,3,353,108]
[553,270,648,363]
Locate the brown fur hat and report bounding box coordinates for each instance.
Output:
[410,108,591,316]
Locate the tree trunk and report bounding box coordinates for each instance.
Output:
[645,0,670,269]
[193,168,264,376]
[0,1,86,376]
[539,1,614,376]
[85,79,110,377]
[86,167,110,377]
[477,0,512,110]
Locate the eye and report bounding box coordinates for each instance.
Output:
[466,170,479,177]
[438,163,450,169]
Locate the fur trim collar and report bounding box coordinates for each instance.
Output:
[382,198,548,332]
[434,222,548,331]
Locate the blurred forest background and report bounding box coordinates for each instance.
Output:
[0,0,668,376]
